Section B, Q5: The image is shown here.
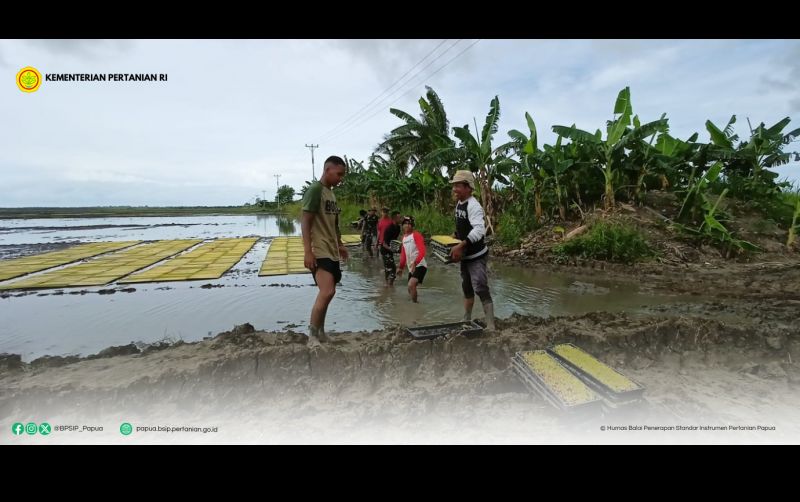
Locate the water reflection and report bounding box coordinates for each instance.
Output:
[0,217,705,361]
[0,215,301,244]
[275,216,297,236]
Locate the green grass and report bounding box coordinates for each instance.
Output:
[783,190,800,208]
[335,200,452,236]
[553,221,653,263]
[496,212,537,247]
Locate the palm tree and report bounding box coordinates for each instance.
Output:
[378,86,455,175]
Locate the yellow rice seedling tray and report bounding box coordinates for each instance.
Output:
[341,234,361,246]
[0,241,140,281]
[259,236,309,276]
[513,350,601,410]
[548,343,645,403]
[0,239,201,289]
[119,237,259,283]
[431,235,460,246]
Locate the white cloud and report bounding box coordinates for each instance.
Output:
[1,39,798,207]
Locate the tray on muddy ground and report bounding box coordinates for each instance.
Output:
[406,320,484,340]
[546,343,645,405]
[512,351,603,413]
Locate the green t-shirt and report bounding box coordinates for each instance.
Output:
[302,181,341,260]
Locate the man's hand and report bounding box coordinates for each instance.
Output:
[304,250,317,272]
[450,242,465,262]
[396,267,403,277]
[338,244,349,261]
[410,264,416,275]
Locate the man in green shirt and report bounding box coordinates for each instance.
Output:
[301,155,349,348]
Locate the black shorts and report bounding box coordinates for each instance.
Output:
[313,258,342,285]
[408,266,427,284]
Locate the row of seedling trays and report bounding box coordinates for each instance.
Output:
[512,343,645,413]
[385,236,457,261]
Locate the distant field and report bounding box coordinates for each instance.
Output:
[0,204,295,219]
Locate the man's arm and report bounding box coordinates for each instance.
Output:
[301,211,317,271]
[465,201,486,244]
[451,200,486,261]
[301,183,322,271]
[398,244,406,272]
[413,231,426,265]
[336,212,348,260]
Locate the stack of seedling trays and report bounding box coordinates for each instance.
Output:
[340,234,362,247]
[430,235,460,263]
[389,239,401,253]
[547,343,645,410]
[406,321,484,340]
[512,350,603,413]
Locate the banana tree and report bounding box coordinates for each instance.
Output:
[459,108,498,231]
[677,161,722,223]
[730,117,800,187]
[554,87,667,210]
[541,136,574,221]
[788,195,800,249]
[425,95,508,234]
[651,131,700,191]
[623,113,671,201]
[506,112,547,222]
[704,115,739,170]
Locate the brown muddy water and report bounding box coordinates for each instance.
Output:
[0,215,703,361]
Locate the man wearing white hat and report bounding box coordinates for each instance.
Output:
[449,170,495,331]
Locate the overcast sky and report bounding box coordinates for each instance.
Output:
[2,39,798,207]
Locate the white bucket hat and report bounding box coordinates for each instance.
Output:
[449,170,475,190]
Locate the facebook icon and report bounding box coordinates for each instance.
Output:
[12,423,24,435]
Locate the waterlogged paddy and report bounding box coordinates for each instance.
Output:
[0,215,702,361]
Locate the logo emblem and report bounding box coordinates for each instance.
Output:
[17,67,42,93]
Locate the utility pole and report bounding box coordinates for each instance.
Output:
[262,190,266,209]
[274,174,281,211]
[305,144,319,180]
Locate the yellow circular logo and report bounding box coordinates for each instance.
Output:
[17,67,42,93]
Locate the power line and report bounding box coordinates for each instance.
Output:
[312,38,458,143]
[323,39,482,145]
[317,39,464,145]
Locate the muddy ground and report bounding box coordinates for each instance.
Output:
[1,292,797,443]
[1,204,798,443]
